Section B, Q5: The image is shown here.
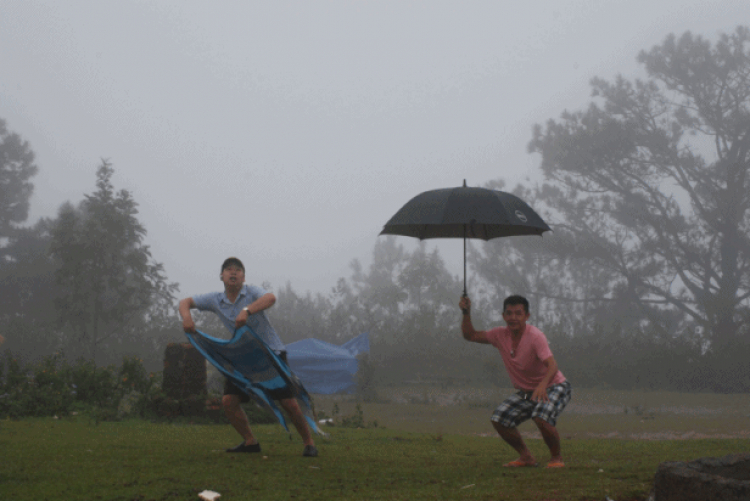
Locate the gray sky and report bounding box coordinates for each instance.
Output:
[2,1,747,298]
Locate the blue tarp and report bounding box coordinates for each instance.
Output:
[185,325,322,434]
[286,332,369,394]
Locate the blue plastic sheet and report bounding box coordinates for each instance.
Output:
[185,325,322,434]
[286,333,369,394]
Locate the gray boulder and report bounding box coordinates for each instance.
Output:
[653,453,750,501]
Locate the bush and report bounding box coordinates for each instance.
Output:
[0,352,76,418]
[329,402,378,429]
[68,358,118,410]
[0,352,163,420]
[0,352,305,426]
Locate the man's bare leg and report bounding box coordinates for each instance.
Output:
[222,394,258,445]
[279,398,315,446]
[533,417,563,464]
[491,420,536,465]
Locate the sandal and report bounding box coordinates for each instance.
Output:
[503,459,538,467]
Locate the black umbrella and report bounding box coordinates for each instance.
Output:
[380,180,551,296]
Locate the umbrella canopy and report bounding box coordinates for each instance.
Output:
[380,180,551,294]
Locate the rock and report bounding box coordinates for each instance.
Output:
[653,453,750,501]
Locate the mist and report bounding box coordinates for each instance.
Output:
[3,1,747,297]
[2,3,750,395]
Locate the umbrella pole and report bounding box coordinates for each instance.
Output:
[463,181,468,298]
[461,226,469,314]
[463,231,467,296]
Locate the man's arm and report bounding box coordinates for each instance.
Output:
[532,356,559,402]
[235,293,276,329]
[179,297,198,333]
[459,296,490,344]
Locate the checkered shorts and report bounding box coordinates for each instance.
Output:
[491,381,572,428]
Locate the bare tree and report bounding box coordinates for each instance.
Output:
[527,27,750,354]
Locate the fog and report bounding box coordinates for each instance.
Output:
[1,1,747,298]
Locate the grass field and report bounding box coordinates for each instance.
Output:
[314,386,750,439]
[3,387,750,501]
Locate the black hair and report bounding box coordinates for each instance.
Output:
[503,295,529,314]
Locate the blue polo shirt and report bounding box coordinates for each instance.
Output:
[192,284,285,352]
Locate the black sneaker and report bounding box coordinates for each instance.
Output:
[302,445,318,457]
[226,442,261,453]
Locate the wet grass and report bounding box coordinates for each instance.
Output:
[314,386,750,439]
[3,405,750,500]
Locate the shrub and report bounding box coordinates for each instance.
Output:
[69,358,118,410]
[0,352,280,424]
[0,352,162,420]
[0,352,77,418]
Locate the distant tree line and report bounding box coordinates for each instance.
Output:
[2,26,749,392]
[0,127,179,368]
[278,26,750,392]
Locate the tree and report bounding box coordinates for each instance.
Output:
[0,219,61,360]
[396,242,461,350]
[472,181,653,337]
[331,237,491,384]
[344,236,409,343]
[0,119,38,255]
[528,26,750,358]
[273,282,336,343]
[0,119,54,360]
[49,160,178,363]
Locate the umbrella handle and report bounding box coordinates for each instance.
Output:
[461,230,469,314]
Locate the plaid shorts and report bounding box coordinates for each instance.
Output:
[491,381,572,428]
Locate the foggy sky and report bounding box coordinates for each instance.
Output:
[2,1,748,298]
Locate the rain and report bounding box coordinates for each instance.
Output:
[2,0,750,450]
[4,3,750,500]
[2,1,744,297]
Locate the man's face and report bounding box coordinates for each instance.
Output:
[221,265,245,287]
[502,303,530,333]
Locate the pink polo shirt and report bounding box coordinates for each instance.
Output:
[486,324,566,391]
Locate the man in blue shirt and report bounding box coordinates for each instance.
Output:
[179,257,318,457]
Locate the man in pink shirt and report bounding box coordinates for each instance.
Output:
[459,294,571,468]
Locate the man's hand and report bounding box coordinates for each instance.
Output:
[458,296,471,313]
[532,385,549,403]
[179,298,198,334]
[182,318,197,334]
[235,309,250,329]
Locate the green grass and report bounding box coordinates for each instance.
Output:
[314,386,750,439]
[3,387,750,500]
[2,416,750,501]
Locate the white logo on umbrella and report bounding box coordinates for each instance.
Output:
[515,210,528,223]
